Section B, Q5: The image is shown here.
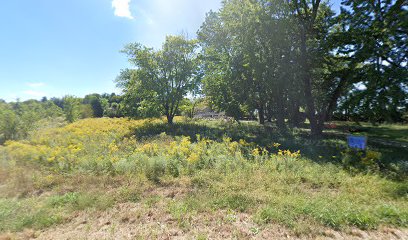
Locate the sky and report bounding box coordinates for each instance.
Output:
[0,0,341,102]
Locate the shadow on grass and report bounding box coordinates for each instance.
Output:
[133,121,277,144]
[131,120,408,181]
[330,122,408,143]
[132,121,343,164]
[364,126,408,143]
[297,122,408,165]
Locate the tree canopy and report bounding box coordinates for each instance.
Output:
[117,35,201,124]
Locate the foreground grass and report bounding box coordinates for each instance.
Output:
[0,118,407,236]
[0,192,115,232]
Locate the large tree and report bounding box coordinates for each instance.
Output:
[276,0,356,135]
[335,0,408,123]
[199,0,356,135]
[199,0,296,126]
[198,10,247,121]
[118,35,201,124]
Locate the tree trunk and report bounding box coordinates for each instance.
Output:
[300,28,321,136]
[258,103,265,125]
[305,82,321,136]
[167,115,174,125]
[289,100,301,127]
[266,102,273,122]
[293,0,323,137]
[276,95,286,129]
[328,75,348,120]
[276,114,285,129]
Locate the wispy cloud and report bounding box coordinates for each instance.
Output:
[112,0,134,19]
[130,0,221,48]
[26,82,45,88]
[23,90,46,97]
[137,7,154,25]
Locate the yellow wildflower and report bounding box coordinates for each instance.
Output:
[187,152,200,164]
[252,148,260,157]
[273,142,281,148]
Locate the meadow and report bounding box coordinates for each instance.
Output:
[0,118,407,239]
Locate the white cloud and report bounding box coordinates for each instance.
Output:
[112,0,134,19]
[26,82,45,88]
[23,90,46,97]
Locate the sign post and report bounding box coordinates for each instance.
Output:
[347,135,367,150]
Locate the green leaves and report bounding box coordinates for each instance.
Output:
[118,35,201,123]
[336,0,408,123]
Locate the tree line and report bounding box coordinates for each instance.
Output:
[117,0,407,135]
[0,93,206,144]
[0,94,123,144]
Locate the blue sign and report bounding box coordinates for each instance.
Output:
[347,135,367,150]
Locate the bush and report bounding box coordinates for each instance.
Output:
[341,148,381,173]
[388,161,408,181]
[145,156,166,183]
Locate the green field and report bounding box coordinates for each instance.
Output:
[0,118,407,239]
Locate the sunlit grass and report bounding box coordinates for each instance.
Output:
[0,117,407,235]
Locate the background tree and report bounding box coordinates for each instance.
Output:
[0,102,19,143]
[62,96,81,123]
[290,0,330,135]
[100,93,125,118]
[179,97,207,119]
[0,99,64,143]
[199,0,301,127]
[83,94,104,118]
[118,35,201,124]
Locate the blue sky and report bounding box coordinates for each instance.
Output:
[0,0,341,102]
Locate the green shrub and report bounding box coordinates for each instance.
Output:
[388,161,408,181]
[167,159,180,178]
[145,156,166,183]
[341,149,381,173]
[47,192,80,207]
[0,198,62,232]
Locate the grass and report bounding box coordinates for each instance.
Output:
[0,191,116,232]
[332,121,408,143]
[193,161,407,230]
[0,117,407,236]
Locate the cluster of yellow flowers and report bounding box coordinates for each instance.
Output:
[1,118,302,171]
[2,118,146,166]
[277,149,301,158]
[108,142,119,154]
[251,147,269,157]
[272,142,281,148]
[271,142,301,158]
[136,142,160,156]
